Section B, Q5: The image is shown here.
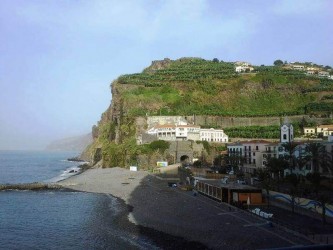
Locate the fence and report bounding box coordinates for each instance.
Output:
[197,181,222,202]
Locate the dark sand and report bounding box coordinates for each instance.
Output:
[59,168,318,249]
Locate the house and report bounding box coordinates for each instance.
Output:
[234,61,254,73]
[200,128,228,142]
[292,64,305,70]
[242,140,271,173]
[147,124,201,141]
[303,127,316,136]
[235,65,254,73]
[226,121,333,176]
[316,125,333,137]
[145,121,228,143]
[306,70,316,76]
[306,66,321,72]
[318,71,330,78]
[262,142,280,166]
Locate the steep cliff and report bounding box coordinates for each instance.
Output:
[83,58,333,167]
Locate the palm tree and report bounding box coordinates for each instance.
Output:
[319,150,333,182]
[266,157,287,191]
[257,168,272,208]
[282,142,298,174]
[305,142,326,173]
[285,173,300,214]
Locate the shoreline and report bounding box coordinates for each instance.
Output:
[58,167,211,249]
[57,167,317,249]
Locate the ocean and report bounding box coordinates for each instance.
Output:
[0,150,160,250]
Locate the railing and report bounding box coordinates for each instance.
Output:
[197,181,222,202]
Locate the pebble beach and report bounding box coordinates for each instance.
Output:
[59,167,315,249]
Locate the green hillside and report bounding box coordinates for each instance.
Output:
[116,58,333,117]
[83,58,333,168]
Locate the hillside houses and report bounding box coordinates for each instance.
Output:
[303,124,333,137]
[227,121,333,176]
[234,61,254,73]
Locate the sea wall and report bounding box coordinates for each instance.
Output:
[269,190,333,218]
[0,183,63,191]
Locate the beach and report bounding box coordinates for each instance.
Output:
[59,167,315,249]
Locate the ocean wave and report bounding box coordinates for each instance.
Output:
[46,166,82,183]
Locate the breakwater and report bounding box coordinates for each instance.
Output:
[0,182,63,191]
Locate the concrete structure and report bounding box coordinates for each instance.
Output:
[144,117,228,143]
[147,124,201,141]
[200,128,228,142]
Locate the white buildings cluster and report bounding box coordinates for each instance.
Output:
[288,63,333,79]
[304,125,333,137]
[138,116,228,144]
[234,61,333,79]
[234,61,254,73]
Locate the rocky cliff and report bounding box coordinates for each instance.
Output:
[46,133,92,152]
[82,58,333,167]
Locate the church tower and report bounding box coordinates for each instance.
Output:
[280,117,294,143]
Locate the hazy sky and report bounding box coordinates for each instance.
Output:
[0,0,332,150]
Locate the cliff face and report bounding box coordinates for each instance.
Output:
[83,58,333,166]
[46,133,92,152]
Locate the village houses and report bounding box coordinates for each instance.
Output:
[227,121,333,176]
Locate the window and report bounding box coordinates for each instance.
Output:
[283,134,287,140]
[253,152,255,156]
[256,146,259,150]
[253,159,256,164]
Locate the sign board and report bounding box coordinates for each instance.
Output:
[130,166,138,171]
[156,161,168,167]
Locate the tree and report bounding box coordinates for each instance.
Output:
[266,157,287,191]
[212,58,219,63]
[282,142,298,174]
[273,59,284,66]
[306,172,330,225]
[257,168,272,207]
[305,142,326,173]
[285,173,300,214]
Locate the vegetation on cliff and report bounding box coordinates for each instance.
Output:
[85,57,333,167]
[117,58,333,117]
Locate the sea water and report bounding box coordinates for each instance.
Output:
[0,151,158,249]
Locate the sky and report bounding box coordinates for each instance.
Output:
[0,0,332,150]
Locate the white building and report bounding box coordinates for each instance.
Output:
[303,127,316,136]
[146,124,228,143]
[317,125,333,136]
[318,71,330,78]
[147,124,201,141]
[200,128,228,142]
[292,64,305,70]
[235,65,254,73]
